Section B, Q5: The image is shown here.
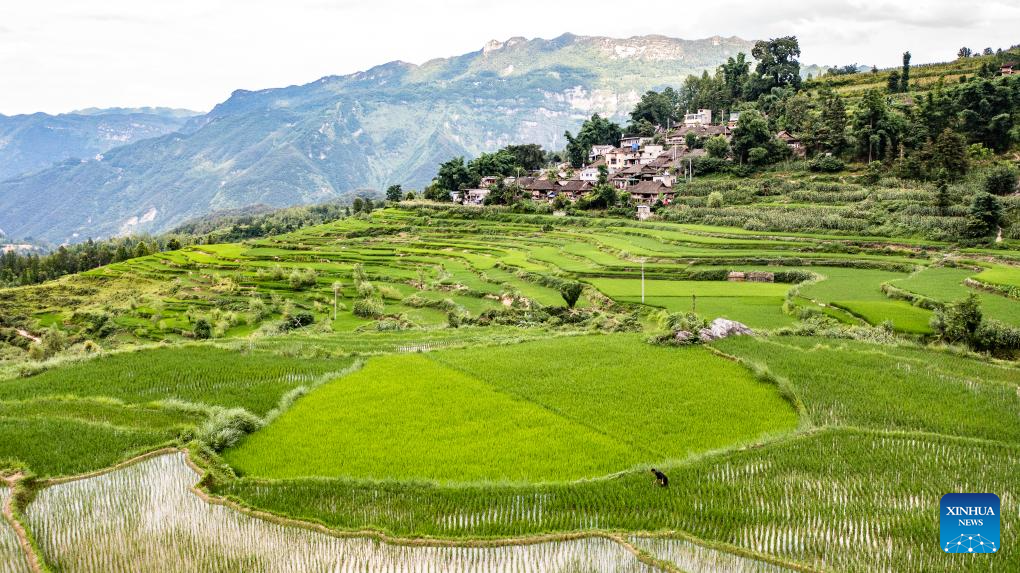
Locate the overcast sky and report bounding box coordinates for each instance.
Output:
[2,0,1019,115]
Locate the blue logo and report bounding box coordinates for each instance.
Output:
[941,493,1000,554]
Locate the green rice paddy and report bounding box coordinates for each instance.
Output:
[2,206,1019,571]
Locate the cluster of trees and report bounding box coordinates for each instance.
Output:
[931,294,1020,357]
[426,144,550,199]
[0,237,174,287]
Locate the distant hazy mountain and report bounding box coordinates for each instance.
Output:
[0,34,753,243]
[0,108,198,181]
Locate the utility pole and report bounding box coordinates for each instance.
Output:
[641,259,646,304]
[332,282,341,320]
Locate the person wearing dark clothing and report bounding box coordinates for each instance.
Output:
[650,468,669,487]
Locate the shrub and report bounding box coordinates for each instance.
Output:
[288,269,318,290]
[280,311,314,331]
[197,407,264,452]
[559,281,583,308]
[193,318,212,339]
[929,294,982,344]
[352,298,384,318]
[706,191,725,208]
[972,320,1020,357]
[985,164,1018,196]
[810,155,846,173]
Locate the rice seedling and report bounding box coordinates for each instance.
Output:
[892,266,1020,326]
[219,428,1018,570]
[26,454,659,573]
[0,488,31,573]
[713,336,1020,442]
[0,417,173,478]
[0,347,354,416]
[628,536,795,573]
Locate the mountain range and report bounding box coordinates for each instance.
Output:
[0,34,754,244]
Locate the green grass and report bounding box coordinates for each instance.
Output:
[226,335,798,482]
[713,336,1020,442]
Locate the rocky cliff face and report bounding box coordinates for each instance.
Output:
[0,34,753,243]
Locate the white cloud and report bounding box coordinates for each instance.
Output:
[1,0,1017,114]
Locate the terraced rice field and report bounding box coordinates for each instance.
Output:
[3,206,1019,572]
[0,488,30,573]
[226,335,799,481]
[24,454,659,573]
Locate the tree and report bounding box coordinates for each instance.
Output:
[930,294,982,344]
[813,87,848,156]
[468,149,518,178]
[886,70,901,94]
[746,36,802,99]
[436,156,478,192]
[934,170,951,215]
[564,114,622,167]
[403,190,416,201]
[901,51,911,92]
[927,128,968,178]
[731,110,782,164]
[559,281,583,309]
[166,238,182,251]
[628,89,679,131]
[504,144,546,171]
[193,318,212,340]
[957,47,973,59]
[985,164,1018,196]
[705,135,730,159]
[966,192,1003,237]
[132,241,150,259]
[852,90,894,162]
[720,53,751,102]
[352,197,364,213]
[385,184,403,202]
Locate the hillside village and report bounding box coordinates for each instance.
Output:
[452,108,806,214]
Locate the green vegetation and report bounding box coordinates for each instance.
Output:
[227,335,798,481]
[1,206,1018,572]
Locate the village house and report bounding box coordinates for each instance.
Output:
[604,147,640,173]
[727,112,741,128]
[579,158,605,182]
[665,124,731,147]
[776,130,806,158]
[466,188,491,204]
[619,136,652,150]
[683,108,713,126]
[589,144,615,163]
[627,180,674,205]
[1001,62,1017,75]
[558,179,592,200]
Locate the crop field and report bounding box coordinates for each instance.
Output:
[891,266,1020,326]
[24,454,659,573]
[226,335,798,482]
[0,487,30,573]
[2,206,1019,572]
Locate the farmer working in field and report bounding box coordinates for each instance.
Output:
[650,468,669,487]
